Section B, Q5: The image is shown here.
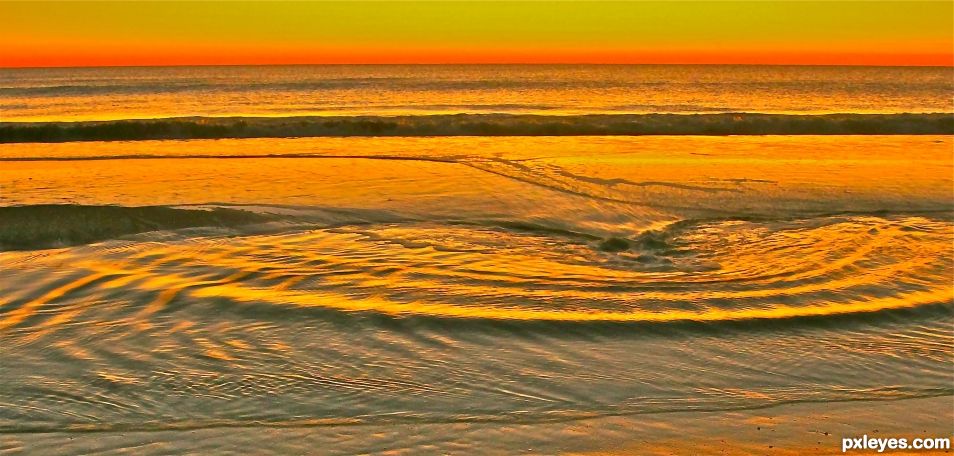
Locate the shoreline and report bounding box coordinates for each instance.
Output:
[7,395,952,454]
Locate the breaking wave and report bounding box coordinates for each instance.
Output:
[2,112,952,143]
[0,205,275,250]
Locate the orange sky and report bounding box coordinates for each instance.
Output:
[2,1,952,67]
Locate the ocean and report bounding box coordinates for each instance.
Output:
[2,64,953,121]
[0,65,952,454]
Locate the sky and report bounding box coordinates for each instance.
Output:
[2,1,952,67]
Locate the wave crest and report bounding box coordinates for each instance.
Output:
[0,205,273,250]
[2,113,952,143]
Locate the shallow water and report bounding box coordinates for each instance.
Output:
[1,135,951,453]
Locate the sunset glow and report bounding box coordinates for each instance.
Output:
[3,1,952,67]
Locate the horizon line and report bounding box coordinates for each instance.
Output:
[4,62,953,70]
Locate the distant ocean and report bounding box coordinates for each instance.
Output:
[1,65,952,454]
[2,64,953,120]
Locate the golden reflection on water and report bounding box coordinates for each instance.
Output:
[0,135,951,453]
[0,136,951,211]
[3,215,947,330]
[3,65,952,121]
[0,135,950,329]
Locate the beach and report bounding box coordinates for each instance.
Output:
[1,65,952,454]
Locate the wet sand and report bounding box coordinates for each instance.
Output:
[5,396,950,455]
